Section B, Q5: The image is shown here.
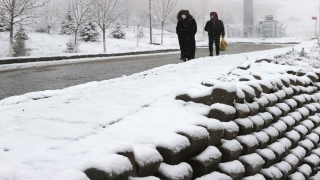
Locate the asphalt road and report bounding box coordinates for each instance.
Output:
[0,43,293,100]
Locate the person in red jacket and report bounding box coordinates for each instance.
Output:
[204,12,225,56]
[176,10,197,62]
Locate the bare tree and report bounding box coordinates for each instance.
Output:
[93,0,123,52]
[152,0,177,45]
[123,0,133,28]
[0,0,49,57]
[64,0,94,52]
[36,0,62,34]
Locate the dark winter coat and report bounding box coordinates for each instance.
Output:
[176,10,197,59]
[205,12,225,37]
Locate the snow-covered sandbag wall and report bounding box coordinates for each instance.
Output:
[80,60,320,180]
[171,63,320,180]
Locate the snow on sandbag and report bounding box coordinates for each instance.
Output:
[288,172,306,180]
[310,171,320,180]
[222,121,239,140]
[248,115,265,132]
[195,171,232,180]
[256,149,276,169]
[284,99,298,112]
[234,118,254,136]
[262,127,279,144]
[133,145,163,177]
[157,162,193,180]
[176,125,210,159]
[293,95,307,108]
[260,166,283,180]
[271,121,288,138]
[176,82,237,106]
[313,126,320,136]
[275,103,291,117]
[246,81,263,98]
[218,139,243,163]
[277,138,292,155]
[282,87,294,99]
[293,125,309,139]
[262,93,278,106]
[303,154,320,174]
[274,161,292,180]
[296,107,311,120]
[207,103,236,122]
[304,104,318,115]
[242,174,266,180]
[257,112,273,127]
[297,164,312,179]
[274,90,287,102]
[290,146,307,162]
[267,142,286,162]
[254,96,269,112]
[218,160,245,180]
[279,116,296,131]
[298,139,315,155]
[236,135,259,155]
[234,103,250,119]
[196,118,224,146]
[238,153,265,176]
[245,101,260,116]
[50,170,90,180]
[266,106,282,123]
[306,72,319,82]
[283,154,300,171]
[301,119,315,133]
[311,148,320,158]
[306,133,320,146]
[288,111,303,125]
[284,130,301,148]
[187,146,222,179]
[238,84,256,103]
[129,176,160,180]
[82,154,132,180]
[252,131,269,149]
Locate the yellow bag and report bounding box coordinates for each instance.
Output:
[220,38,228,51]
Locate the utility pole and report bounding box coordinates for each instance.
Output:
[149,0,153,44]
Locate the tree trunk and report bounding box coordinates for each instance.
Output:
[161,22,164,45]
[103,28,106,52]
[74,29,78,53]
[9,21,14,57]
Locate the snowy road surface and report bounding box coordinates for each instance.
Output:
[0,43,293,100]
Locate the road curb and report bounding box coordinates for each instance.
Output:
[0,49,180,65]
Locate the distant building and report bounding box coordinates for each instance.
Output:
[259,15,285,38]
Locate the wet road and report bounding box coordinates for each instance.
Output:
[0,43,293,100]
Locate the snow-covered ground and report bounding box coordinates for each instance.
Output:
[0,26,309,59]
[1,36,319,179]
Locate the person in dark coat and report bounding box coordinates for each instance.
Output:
[204,12,225,56]
[176,10,197,62]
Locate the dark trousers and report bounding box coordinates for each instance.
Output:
[209,35,220,56]
[178,35,196,60]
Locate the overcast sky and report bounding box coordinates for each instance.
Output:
[278,0,319,21]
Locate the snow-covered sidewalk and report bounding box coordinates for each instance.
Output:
[0,40,319,179]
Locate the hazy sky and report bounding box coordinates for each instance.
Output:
[278,0,319,21]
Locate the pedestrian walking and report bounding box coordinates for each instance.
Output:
[204,12,225,56]
[176,10,197,62]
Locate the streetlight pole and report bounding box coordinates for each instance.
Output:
[149,0,153,44]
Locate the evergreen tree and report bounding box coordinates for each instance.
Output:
[80,22,100,42]
[13,26,30,57]
[110,22,126,39]
[60,10,75,35]
[0,18,9,32]
[65,39,75,53]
